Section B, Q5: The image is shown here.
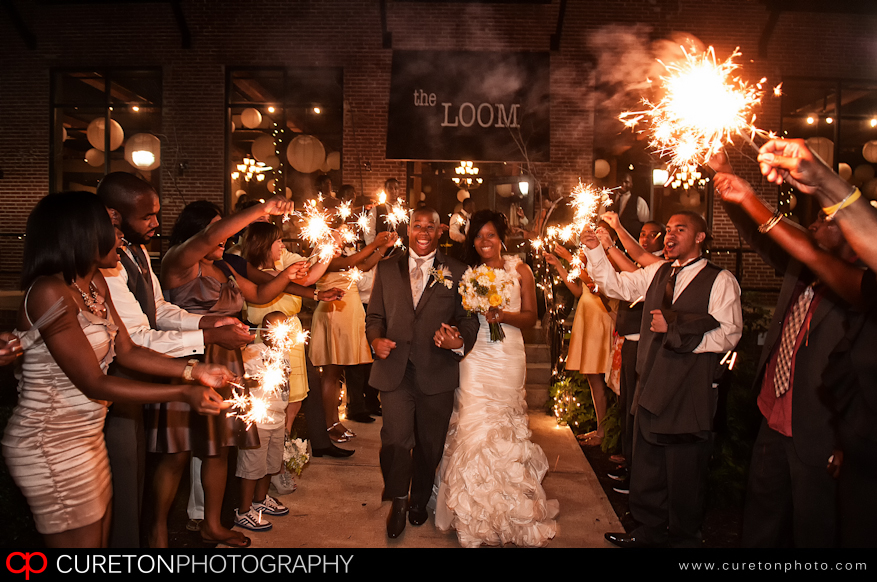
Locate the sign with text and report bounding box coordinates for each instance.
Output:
[386,51,550,162]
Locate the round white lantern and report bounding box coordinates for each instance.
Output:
[285,187,293,199]
[267,179,276,193]
[495,183,513,197]
[863,141,877,164]
[854,164,875,182]
[456,189,470,202]
[594,159,610,179]
[326,151,341,171]
[320,157,331,173]
[251,135,276,162]
[241,108,262,129]
[838,163,852,181]
[87,117,124,151]
[124,133,161,171]
[286,135,325,174]
[266,155,281,169]
[862,178,877,199]
[805,137,833,168]
[787,194,797,211]
[85,148,105,167]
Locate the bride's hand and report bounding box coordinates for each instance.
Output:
[434,323,463,350]
[486,307,504,324]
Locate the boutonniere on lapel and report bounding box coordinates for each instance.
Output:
[428,265,454,289]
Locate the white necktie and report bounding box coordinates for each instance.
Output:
[410,258,427,306]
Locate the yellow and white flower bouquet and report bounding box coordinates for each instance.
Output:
[458,264,514,342]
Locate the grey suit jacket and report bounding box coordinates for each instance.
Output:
[366,250,479,395]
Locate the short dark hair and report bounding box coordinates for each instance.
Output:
[384,177,399,189]
[21,191,117,289]
[671,211,712,249]
[243,221,284,267]
[463,209,508,266]
[169,200,222,246]
[96,171,155,213]
[338,184,356,202]
[641,220,667,247]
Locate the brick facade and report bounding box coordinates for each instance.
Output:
[1,1,876,290]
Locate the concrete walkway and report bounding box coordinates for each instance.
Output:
[237,411,621,549]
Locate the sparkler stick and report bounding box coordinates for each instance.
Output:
[620,45,777,172]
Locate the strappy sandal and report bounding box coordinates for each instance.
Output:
[338,423,356,438]
[327,422,350,443]
[202,532,252,548]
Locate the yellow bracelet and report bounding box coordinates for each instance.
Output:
[823,187,861,219]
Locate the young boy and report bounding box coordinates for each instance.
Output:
[234,311,292,532]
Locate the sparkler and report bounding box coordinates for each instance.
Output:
[620,45,777,171]
[345,266,364,290]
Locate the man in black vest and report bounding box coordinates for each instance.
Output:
[97,172,254,547]
[583,211,742,548]
[605,173,649,247]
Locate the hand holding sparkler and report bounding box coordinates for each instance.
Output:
[262,197,295,216]
[600,211,621,232]
[756,138,847,197]
[203,323,255,350]
[580,227,601,250]
[595,226,615,250]
[552,243,574,263]
[317,287,345,302]
[184,385,229,415]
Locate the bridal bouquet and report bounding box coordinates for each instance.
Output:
[283,436,310,476]
[458,265,514,342]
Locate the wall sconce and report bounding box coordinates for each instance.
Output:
[518,180,529,196]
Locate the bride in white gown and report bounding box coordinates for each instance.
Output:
[434,210,559,548]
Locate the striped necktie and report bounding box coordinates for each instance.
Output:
[773,283,816,397]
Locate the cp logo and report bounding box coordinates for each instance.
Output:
[6,552,47,580]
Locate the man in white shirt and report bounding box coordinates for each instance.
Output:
[98,172,253,548]
[583,211,742,548]
[448,198,474,260]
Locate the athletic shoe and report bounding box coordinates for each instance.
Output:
[608,466,629,482]
[234,507,272,532]
[252,494,289,516]
[612,480,630,495]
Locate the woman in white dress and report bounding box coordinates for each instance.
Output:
[435,210,559,548]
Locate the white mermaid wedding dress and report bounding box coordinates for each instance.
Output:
[434,256,559,548]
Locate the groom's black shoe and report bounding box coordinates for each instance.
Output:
[387,497,409,539]
[311,445,354,458]
[408,504,428,526]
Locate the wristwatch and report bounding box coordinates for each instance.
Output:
[313,288,319,301]
[182,359,199,381]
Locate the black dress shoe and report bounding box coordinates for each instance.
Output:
[408,505,428,526]
[369,408,382,417]
[604,532,666,548]
[347,412,376,423]
[608,466,629,481]
[312,445,355,458]
[387,497,409,538]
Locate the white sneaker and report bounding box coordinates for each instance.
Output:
[271,471,297,495]
[234,507,272,532]
[252,494,289,516]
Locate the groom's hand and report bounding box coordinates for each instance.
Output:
[434,323,463,350]
[371,337,397,359]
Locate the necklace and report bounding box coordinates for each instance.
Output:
[72,281,107,317]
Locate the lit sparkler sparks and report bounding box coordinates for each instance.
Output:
[346,266,363,289]
[385,201,410,229]
[619,45,776,171]
[355,211,371,237]
[569,181,613,231]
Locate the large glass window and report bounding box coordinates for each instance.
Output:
[226,68,343,211]
[51,69,162,194]
[780,78,877,223]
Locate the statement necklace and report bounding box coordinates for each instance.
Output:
[72,281,107,317]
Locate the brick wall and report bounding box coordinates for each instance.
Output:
[1,0,875,290]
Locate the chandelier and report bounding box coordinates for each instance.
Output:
[232,156,272,182]
[452,161,483,189]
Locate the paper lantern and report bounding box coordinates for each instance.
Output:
[419,192,426,201]
[251,135,276,162]
[234,189,247,201]
[266,155,280,169]
[838,163,852,181]
[267,179,276,193]
[320,157,331,173]
[854,164,875,182]
[62,127,68,141]
[805,137,833,168]
[679,190,700,208]
[594,159,610,179]
[87,117,124,151]
[85,148,105,167]
[456,189,470,202]
[124,133,161,171]
[285,187,293,199]
[495,183,513,198]
[286,135,325,174]
[241,108,262,129]
[787,194,797,211]
[863,141,877,164]
[862,178,877,199]
[326,151,341,171]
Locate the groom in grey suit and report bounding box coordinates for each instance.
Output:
[366,207,479,538]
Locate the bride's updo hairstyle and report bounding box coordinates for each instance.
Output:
[463,209,508,267]
[169,200,222,246]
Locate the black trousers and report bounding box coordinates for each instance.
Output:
[379,360,454,507]
[104,402,146,548]
[741,419,837,548]
[619,339,638,465]
[302,358,332,449]
[629,409,713,547]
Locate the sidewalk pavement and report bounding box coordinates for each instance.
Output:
[234,411,621,549]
